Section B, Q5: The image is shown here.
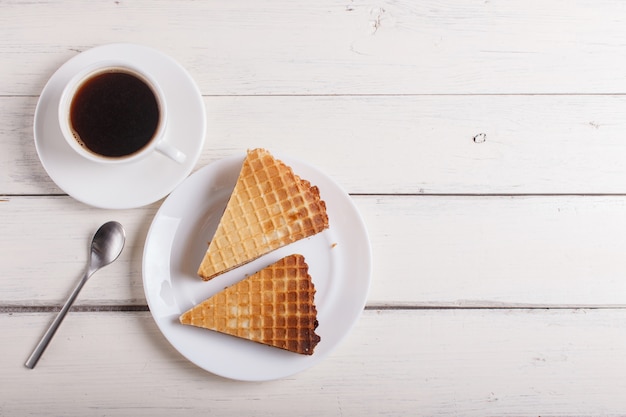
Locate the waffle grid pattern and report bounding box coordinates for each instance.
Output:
[198,149,329,280]
[181,254,321,355]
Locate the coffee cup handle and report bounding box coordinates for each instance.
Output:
[156,141,186,164]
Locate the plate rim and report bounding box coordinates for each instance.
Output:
[142,152,372,381]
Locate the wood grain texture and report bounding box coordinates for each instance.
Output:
[5,94,626,195]
[4,309,626,416]
[4,195,626,307]
[2,0,626,95]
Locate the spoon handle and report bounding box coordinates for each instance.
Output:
[25,272,90,369]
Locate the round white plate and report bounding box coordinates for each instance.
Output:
[33,43,206,209]
[143,153,372,381]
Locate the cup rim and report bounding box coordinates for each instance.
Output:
[58,61,168,164]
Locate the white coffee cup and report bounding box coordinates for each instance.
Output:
[58,61,186,164]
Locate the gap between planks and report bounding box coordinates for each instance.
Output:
[9,193,626,198]
[3,305,626,313]
[9,93,626,98]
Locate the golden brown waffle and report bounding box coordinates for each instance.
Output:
[197,148,329,281]
[180,254,321,355]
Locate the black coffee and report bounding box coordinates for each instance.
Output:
[70,71,160,158]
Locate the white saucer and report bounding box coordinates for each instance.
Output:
[33,43,206,209]
[143,154,372,381]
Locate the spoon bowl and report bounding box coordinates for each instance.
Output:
[88,221,126,274]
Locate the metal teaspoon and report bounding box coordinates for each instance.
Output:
[25,221,126,369]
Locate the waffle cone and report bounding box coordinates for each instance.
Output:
[197,148,329,281]
[180,254,321,355]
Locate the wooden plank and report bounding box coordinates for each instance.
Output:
[4,195,626,307]
[3,0,626,95]
[3,309,626,416]
[6,94,626,196]
[365,195,626,307]
[1,196,157,306]
[201,94,626,195]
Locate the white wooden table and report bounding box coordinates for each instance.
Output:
[3,1,626,415]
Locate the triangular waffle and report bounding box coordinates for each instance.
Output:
[197,148,329,281]
[180,254,321,355]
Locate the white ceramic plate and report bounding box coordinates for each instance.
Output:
[143,153,372,381]
[33,43,206,209]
